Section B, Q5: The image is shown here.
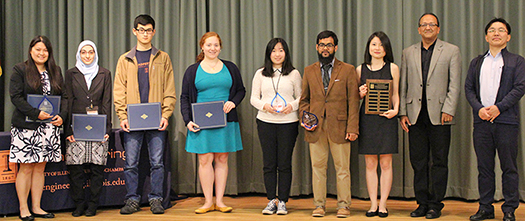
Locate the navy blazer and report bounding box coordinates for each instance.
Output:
[465,48,525,124]
[180,60,246,125]
[9,62,68,130]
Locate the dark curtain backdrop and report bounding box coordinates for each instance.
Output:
[2,0,525,201]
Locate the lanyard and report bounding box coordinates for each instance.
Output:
[271,69,282,95]
[270,69,286,112]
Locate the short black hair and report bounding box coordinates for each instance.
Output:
[134,14,155,29]
[419,13,440,27]
[316,30,338,46]
[485,17,511,35]
[364,31,394,65]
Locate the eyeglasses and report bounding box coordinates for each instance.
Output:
[135,28,154,35]
[318,43,335,48]
[487,28,507,34]
[419,23,438,28]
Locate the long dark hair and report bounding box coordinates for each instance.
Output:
[363,31,394,65]
[25,35,62,93]
[262,38,295,77]
[196,32,222,63]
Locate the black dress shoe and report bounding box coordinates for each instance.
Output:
[425,209,441,219]
[410,205,428,217]
[365,209,378,217]
[19,215,34,221]
[378,209,388,218]
[469,210,495,221]
[72,207,85,217]
[503,211,515,221]
[85,208,97,217]
[32,212,55,218]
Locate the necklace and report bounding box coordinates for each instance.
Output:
[205,60,221,70]
[368,62,386,71]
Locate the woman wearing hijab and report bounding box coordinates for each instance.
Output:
[64,40,112,217]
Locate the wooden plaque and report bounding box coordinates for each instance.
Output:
[365,79,392,114]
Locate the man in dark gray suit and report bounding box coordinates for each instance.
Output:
[399,13,461,219]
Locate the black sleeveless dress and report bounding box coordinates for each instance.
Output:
[358,63,398,154]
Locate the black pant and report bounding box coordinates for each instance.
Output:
[256,119,299,202]
[408,108,450,211]
[68,164,105,209]
[473,121,519,213]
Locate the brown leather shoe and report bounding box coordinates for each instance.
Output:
[337,207,350,218]
[312,206,326,217]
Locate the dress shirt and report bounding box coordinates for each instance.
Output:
[421,41,436,107]
[480,51,504,107]
[321,59,335,90]
[421,41,436,84]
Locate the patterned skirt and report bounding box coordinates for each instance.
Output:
[10,123,62,163]
[65,140,108,165]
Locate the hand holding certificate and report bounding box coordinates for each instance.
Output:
[127,102,162,131]
[72,114,107,141]
[191,101,227,130]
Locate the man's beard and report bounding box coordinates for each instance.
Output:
[318,51,335,65]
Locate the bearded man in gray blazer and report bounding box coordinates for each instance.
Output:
[399,13,461,219]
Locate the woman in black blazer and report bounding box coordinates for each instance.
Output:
[10,35,66,221]
[63,40,112,217]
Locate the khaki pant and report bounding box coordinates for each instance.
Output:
[309,120,351,208]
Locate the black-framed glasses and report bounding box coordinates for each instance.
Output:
[419,23,438,28]
[135,28,154,34]
[318,43,335,48]
[487,28,507,34]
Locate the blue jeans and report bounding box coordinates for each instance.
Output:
[123,130,165,201]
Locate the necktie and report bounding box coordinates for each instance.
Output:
[322,64,332,92]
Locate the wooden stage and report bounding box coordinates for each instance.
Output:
[2,195,524,220]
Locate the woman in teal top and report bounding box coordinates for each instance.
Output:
[180,32,245,214]
[185,64,243,153]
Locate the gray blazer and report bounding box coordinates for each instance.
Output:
[399,39,462,125]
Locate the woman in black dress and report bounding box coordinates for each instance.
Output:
[356,31,399,218]
[10,35,66,221]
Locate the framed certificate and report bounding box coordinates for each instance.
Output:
[127,102,161,131]
[72,114,106,141]
[191,101,227,129]
[26,94,61,122]
[365,79,392,114]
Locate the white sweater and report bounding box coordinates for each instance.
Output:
[250,68,302,124]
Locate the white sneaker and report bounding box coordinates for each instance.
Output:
[276,200,288,215]
[262,199,277,215]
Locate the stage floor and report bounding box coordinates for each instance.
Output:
[2,196,524,220]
